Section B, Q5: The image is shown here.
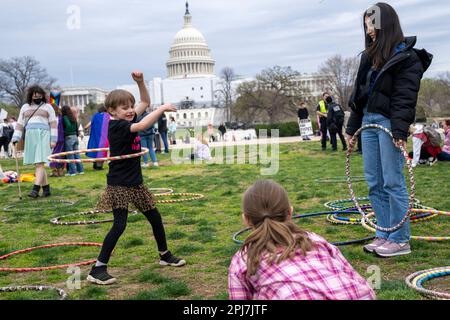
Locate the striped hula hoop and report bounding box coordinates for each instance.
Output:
[361,211,450,241]
[0,285,68,300]
[3,199,75,212]
[48,147,149,163]
[328,204,438,225]
[405,267,450,300]
[347,124,415,232]
[0,242,102,272]
[148,188,174,196]
[232,211,375,246]
[50,210,139,226]
[154,193,205,204]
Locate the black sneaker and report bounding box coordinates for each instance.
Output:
[86,265,117,285]
[159,251,186,267]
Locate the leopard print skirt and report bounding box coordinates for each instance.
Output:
[96,184,156,212]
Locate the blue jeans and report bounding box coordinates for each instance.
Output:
[160,131,169,153]
[361,113,410,243]
[65,135,84,174]
[437,151,450,161]
[140,134,157,163]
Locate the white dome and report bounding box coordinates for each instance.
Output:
[166,3,215,79]
[173,27,206,44]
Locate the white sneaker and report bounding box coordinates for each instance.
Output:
[142,163,150,168]
[153,162,159,167]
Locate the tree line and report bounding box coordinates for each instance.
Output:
[1,56,449,124]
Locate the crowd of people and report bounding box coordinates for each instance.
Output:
[2,1,450,301]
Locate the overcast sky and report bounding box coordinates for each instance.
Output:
[1,0,449,89]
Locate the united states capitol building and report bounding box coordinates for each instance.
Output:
[65,2,330,127]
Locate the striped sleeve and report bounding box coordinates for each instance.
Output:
[47,104,58,143]
[11,104,27,142]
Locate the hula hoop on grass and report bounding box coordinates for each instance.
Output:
[0,242,102,272]
[148,188,174,196]
[314,176,366,183]
[324,197,421,211]
[361,211,450,241]
[328,204,438,225]
[232,211,375,246]
[347,124,415,232]
[48,147,149,163]
[50,210,138,225]
[405,267,450,300]
[3,199,75,212]
[154,193,205,204]
[0,285,68,300]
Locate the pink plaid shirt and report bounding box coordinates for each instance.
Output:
[228,232,376,300]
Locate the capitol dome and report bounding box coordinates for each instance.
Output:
[166,2,215,79]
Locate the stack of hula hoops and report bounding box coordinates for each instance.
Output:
[233,124,449,300]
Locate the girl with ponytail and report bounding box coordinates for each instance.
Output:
[228,180,375,300]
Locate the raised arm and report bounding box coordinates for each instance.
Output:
[131,103,176,133]
[131,71,151,117]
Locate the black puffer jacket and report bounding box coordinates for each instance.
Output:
[346,36,433,140]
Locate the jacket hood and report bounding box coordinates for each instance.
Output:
[404,36,433,72]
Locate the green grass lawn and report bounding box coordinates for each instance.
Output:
[0,141,449,300]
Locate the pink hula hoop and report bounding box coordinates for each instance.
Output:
[48,147,149,163]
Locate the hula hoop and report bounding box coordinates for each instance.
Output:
[0,285,68,300]
[3,199,75,212]
[405,267,450,300]
[347,124,415,232]
[48,147,149,163]
[329,204,438,225]
[326,212,377,226]
[314,176,366,183]
[154,193,205,204]
[148,188,174,196]
[0,242,102,272]
[361,211,450,241]
[50,210,138,226]
[232,211,375,246]
[324,197,421,211]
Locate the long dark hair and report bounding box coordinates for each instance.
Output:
[363,2,405,70]
[61,105,76,123]
[26,85,47,105]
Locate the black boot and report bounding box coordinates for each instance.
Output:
[28,185,40,198]
[42,185,51,197]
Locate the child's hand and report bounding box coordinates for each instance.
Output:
[162,103,177,112]
[132,71,144,83]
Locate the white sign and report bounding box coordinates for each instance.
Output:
[298,119,313,136]
[0,109,7,121]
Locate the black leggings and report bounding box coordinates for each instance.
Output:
[97,207,168,264]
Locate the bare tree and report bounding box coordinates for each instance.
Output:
[418,76,450,117]
[232,66,307,124]
[216,67,236,123]
[0,56,57,107]
[319,55,359,110]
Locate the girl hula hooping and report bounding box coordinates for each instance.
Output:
[87,71,185,286]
